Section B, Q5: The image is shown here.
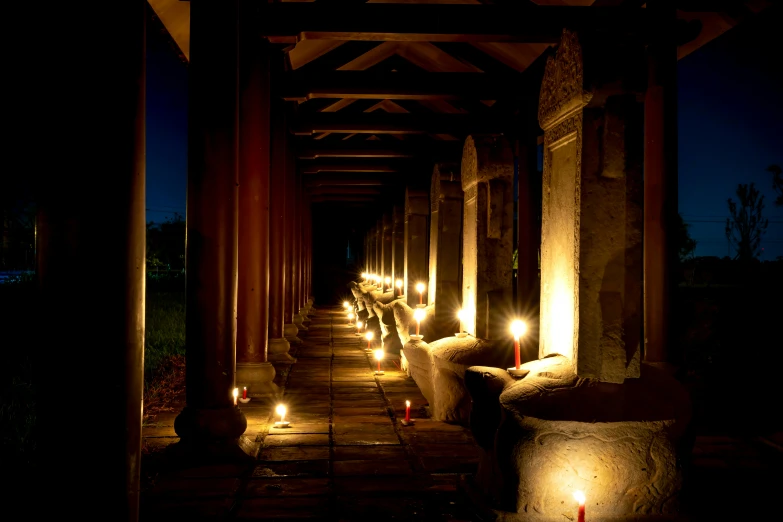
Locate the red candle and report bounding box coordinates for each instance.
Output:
[578,504,585,522]
[405,400,411,422]
[510,320,526,371]
[514,339,520,370]
[242,386,247,400]
[416,321,420,336]
[367,340,371,350]
[574,491,586,522]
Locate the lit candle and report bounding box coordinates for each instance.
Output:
[343,301,350,309]
[385,276,391,291]
[374,348,384,373]
[395,279,403,297]
[413,308,425,337]
[348,312,355,325]
[415,282,425,304]
[356,320,363,334]
[232,387,238,406]
[405,400,411,423]
[510,320,527,370]
[573,491,586,522]
[276,404,287,423]
[242,386,247,400]
[457,309,465,333]
[361,272,367,282]
[365,330,374,350]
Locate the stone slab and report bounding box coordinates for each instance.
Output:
[264,434,330,447]
[258,446,331,462]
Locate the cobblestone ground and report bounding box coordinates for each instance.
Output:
[139,306,782,521]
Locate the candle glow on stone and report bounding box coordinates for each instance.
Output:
[510,319,527,370]
[413,308,426,336]
[276,404,287,423]
[573,490,586,522]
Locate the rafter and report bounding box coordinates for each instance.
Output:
[258,4,650,43]
[300,160,414,174]
[290,112,511,135]
[297,141,462,160]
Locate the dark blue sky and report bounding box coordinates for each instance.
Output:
[145,15,783,259]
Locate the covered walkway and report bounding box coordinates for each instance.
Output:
[140,306,478,521]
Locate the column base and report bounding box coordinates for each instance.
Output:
[172,405,256,461]
[293,314,309,330]
[236,362,281,397]
[166,434,258,464]
[284,323,303,344]
[299,308,312,324]
[269,337,296,363]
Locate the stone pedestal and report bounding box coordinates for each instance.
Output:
[461,135,515,340]
[284,323,303,345]
[465,356,691,520]
[428,163,463,340]
[268,337,295,362]
[236,362,280,397]
[404,188,430,309]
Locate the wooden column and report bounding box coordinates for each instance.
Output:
[405,189,430,308]
[644,1,678,365]
[516,125,541,363]
[174,0,252,456]
[292,170,308,330]
[35,2,145,517]
[376,218,384,279]
[381,213,393,288]
[284,129,302,344]
[267,52,293,363]
[428,164,464,339]
[392,205,405,292]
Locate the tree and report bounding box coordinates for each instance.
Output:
[769,164,783,207]
[725,183,769,261]
[676,213,697,262]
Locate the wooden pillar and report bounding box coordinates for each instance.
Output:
[35,2,145,517]
[428,163,464,339]
[644,1,678,364]
[516,125,541,363]
[292,171,308,330]
[284,131,302,344]
[376,218,383,280]
[392,205,405,292]
[174,0,252,456]
[381,213,393,289]
[267,53,293,363]
[405,189,429,308]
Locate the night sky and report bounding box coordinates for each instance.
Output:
[145,14,783,259]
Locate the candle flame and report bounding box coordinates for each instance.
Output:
[415,282,425,294]
[374,349,384,361]
[343,301,349,308]
[232,388,238,398]
[405,400,410,407]
[357,320,363,328]
[413,308,426,322]
[511,319,527,339]
[276,404,287,422]
[348,312,354,320]
[395,279,403,288]
[385,276,391,285]
[457,309,466,321]
[573,491,586,506]
[365,331,374,341]
[361,272,366,278]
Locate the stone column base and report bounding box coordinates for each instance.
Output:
[293,314,309,330]
[269,337,296,362]
[299,308,312,324]
[172,406,256,461]
[284,323,303,344]
[236,362,280,397]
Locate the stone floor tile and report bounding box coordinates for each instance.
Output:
[264,434,330,447]
[243,477,330,498]
[333,459,413,476]
[258,446,330,461]
[234,496,330,520]
[252,460,329,478]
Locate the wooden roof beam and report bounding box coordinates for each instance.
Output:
[300,160,412,174]
[297,141,461,160]
[258,4,649,44]
[304,175,389,187]
[290,113,510,135]
[281,71,520,102]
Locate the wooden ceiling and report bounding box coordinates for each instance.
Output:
[147,0,776,209]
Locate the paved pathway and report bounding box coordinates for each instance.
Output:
[140,306,478,521]
[139,306,783,521]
